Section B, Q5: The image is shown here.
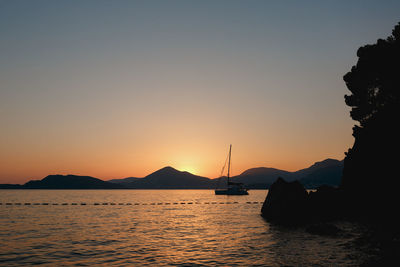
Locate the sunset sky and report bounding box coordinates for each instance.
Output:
[1,1,399,184]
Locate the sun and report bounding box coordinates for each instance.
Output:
[179,166,198,175]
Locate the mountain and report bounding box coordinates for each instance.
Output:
[0,158,344,189]
[293,158,343,178]
[0,184,23,189]
[109,159,343,189]
[108,177,141,185]
[120,167,213,189]
[22,174,124,189]
[228,159,344,189]
[298,159,344,188]
[230,167,295,188]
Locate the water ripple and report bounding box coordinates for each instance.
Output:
[0,190,368,266]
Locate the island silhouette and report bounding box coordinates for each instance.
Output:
[0,158,342,189]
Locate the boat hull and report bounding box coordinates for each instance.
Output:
[215,189,249,195]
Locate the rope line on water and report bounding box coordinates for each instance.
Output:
[0,201,262,206]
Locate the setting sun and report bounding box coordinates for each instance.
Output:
[179,166,198,175]
[1,1,399,266]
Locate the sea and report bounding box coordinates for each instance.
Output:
[0,190,369,266]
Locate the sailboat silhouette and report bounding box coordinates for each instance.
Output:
[215,144,249,195]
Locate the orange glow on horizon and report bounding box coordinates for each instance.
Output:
[0,141,349,184]
[2,0,396,188]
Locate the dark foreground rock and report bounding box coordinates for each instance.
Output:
[261,176,400,266]
[261,177,342,225]
[355,224,400,267]
[308,185,344,221]
[261,177,308,225]
[305,223,341,236]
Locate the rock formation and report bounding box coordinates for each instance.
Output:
[261,177,309,225]
[261,177,343,225]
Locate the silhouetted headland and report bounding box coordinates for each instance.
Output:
[261,22,400,266]
[0,175,124,189]
[262,22,400,224]
[23,175,124,189]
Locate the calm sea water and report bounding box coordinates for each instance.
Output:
[0,190,367,266]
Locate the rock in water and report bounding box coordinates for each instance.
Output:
[305,223,341,236]
[308,185,343,221]
[261,177,309,225]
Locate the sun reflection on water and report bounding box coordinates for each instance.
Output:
[0,190,367,266]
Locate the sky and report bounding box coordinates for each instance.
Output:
[1,0,399,184]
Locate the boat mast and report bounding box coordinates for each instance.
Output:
[227,144,232,184]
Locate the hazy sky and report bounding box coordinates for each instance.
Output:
[1,0,399,183]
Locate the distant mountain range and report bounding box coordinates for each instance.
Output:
[0,158,343,189]
[109,167,212,189]
[230,158,344,188]
[21,175,123,189]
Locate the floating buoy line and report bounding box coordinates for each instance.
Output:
[0,201,262,206]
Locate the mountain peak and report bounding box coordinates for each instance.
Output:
[310,158,342,169]
[23,174,123,189]
[140,165,210,188]
[160,166,177,171]
[1,158,344,189]
[153,166,180,175]
[240,167,281,176]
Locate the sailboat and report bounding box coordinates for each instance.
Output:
[215,144,249,195]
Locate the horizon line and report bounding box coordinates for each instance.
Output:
[1,157,343,185]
